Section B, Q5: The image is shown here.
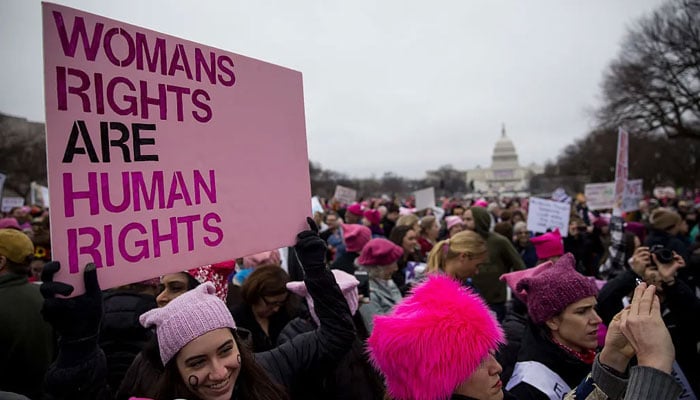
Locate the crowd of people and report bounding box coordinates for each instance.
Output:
[0,189,698,399]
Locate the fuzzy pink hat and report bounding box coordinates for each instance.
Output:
[499,260,555,302]
[0,218,21,230]
[286,269,359,326]
[445,215,464,230]
[347,203,364,216]
[342,223,371,253]
[139,282,236,365]
[357,238,403,267]
[363,209,381,225]
[530,229,564,260]
[516,253,598,324]
[368,275,504,400]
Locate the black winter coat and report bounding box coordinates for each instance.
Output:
[507,321,592,400]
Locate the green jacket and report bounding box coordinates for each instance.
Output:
[469,207,525,304]
[0,273,54,399]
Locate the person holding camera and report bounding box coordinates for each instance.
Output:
[596,244,700,396]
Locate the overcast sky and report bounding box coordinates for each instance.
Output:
[1,0,666,178]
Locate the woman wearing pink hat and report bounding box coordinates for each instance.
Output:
[356,238,405,333]
[37,219,357,400]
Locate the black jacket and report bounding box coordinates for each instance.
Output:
[99,291,156,395]
[118,263,356,399]
[277,314,384,400]
[507,321,592,400]
[596,269,700,395]
[231,302,292,353]
[497,298,529,386]
[330,250,359,274]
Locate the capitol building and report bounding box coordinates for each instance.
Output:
[465,126,543,194]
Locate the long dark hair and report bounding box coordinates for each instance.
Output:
[154,329,289,400]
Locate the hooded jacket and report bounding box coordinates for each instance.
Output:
[469,207,525,304]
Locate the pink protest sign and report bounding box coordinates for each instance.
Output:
[42,3,310,293]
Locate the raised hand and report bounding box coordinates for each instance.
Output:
[599,309,635,373]
[619,283,675,374]
[41,262,103,343]
[651,251,684,285]
[294,217,327,268]
[629,246,650,278]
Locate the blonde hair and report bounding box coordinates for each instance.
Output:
[426,230,487,275]
[396,214,419,228]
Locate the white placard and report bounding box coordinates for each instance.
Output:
[30,182,50,208]
[414,187,436,210]
[0,172,6,201]
[311,196,324,214]
[333,185,357,204]
[585,180,643,212]
[1,197,25,213]
[526,197,571,237]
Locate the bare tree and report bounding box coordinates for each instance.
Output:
[0,113,47,198]
[598,0,700,140]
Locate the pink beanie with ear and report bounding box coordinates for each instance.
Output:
[139,282,236,365]
[499,260,555,302]
[368,275,504,400]
[286,269,360,326]
[530,228,564,260]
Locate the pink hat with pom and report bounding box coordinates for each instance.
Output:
[356,238,403,267]
[530,229,564,260]
[286,269,359,326]
[342,223,371,253]
[368,275,504,400]
[139,282,236,365]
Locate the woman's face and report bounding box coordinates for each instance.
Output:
[402,229,418,253]
[514,229,529,246]
[157,273,190,308]
[548,296,602,352]
[448,224,464,237]
[427,222,440,241]
[252,292,288,319]
[176,328,240,400]
[381,262,399,280]
[453,351,503,400]
[456,251,488,280]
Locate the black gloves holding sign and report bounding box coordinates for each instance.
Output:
[41,261,109,399]
[294,217,327,271]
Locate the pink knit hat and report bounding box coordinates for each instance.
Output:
[445,215,464,230]
[363,209,381,225]
[499,260,555,302]
[139,282,236,365]
[530,229,564,260]
[347,203,364,216]
[368,275,504,400]
[286,269,359,326]
[356,238,403,267]
[0,218,21,230]
[342,223,371,253]
[516,253,598,324]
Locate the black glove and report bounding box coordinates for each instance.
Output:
[294,217,327,268]
[41,262,103,345]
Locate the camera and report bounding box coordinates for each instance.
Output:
[650,245,674,265]
[354,270,370,299]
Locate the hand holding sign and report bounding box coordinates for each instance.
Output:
[41,261,105,372]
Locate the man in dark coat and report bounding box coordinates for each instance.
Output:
[0,229,54,399]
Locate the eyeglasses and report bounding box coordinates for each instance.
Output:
[262,295,288,307]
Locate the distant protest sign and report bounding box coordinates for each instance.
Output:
[1,197,25,213]
[43,3,310,293]
[31,182,50,208]
[585,183,615,210]
[0,172,6,199]
[585,180,642,212]
[414,187,436,210]
[613,128,629,215]
[333,185,357,204]
[526,197,571,237]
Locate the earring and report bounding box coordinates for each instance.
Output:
[237,353,242,365]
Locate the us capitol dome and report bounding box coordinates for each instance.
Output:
[465,125,543,195]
